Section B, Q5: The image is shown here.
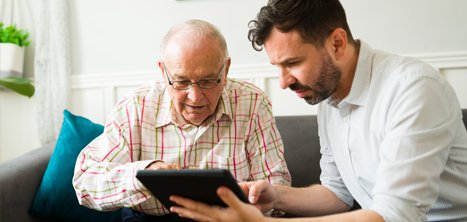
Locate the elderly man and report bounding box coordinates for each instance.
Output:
[73,19,290,221]
[169,1,467,222]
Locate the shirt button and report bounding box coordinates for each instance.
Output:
[361,191,367,196]
[346,155,350,160]
[342,117,349,123]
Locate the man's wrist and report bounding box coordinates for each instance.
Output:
[272,184,283,211]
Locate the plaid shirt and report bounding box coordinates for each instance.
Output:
[73,78,291,216]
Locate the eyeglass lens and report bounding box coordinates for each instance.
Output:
[173,80,218,89]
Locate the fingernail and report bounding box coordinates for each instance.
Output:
[219,187,228,196]
[249,196,256,203]
[169,196,177,202]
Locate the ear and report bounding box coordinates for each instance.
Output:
[326,28,348,61]
[158,60,167,82]
[222,57,231,86]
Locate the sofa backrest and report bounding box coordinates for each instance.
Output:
[463,109,467,131]
[275,109,467,188]
[275,115,321,188]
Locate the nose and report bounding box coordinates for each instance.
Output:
[278,68,296,90]
[187,84,204,103]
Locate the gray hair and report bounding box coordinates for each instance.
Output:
[160,19,229,60]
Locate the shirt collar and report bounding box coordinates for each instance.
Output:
[327,40,373,108]
[154,85,233,128]
[154,88,175,128]
[217,87,233,120]
[197,86,233,128]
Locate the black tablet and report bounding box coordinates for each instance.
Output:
[136,169,250,222]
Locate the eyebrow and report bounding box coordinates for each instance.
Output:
[272,56,304,65]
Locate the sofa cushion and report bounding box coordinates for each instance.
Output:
[28,110,121,222]
[275,115,321,187]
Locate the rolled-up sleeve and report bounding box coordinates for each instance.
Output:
[246,96,291,187]
[318,109,354,207]
[73,103,155,212]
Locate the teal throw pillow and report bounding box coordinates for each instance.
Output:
[28,110,122,222]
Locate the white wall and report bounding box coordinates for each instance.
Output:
[1,0,467,162]
[0,0,41,162]
[67,0,270,75]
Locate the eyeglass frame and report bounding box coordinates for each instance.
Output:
[162,60,227,90]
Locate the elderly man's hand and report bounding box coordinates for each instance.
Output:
[145,161,182,170]
[170,186,268,222]
[238,181,278,214]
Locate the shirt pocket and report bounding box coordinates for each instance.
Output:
[198,151,250,181]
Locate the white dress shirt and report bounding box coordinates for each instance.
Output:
[318,40,467,222]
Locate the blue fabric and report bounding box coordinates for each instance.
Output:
[121,208,178,222]
[28,110,122,222]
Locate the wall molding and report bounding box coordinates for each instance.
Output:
[70,63,278,90]
[71,51,467,90]
[404,51,467,71]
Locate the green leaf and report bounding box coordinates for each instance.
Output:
[0,77,35,98]
[0,23,30,47]
[1,77,33,84]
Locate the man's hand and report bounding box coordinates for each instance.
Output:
[170,186,268,222]
[145,161,182,170]
[238,180,278,214]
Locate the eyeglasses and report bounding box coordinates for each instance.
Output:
[162,60,227,90]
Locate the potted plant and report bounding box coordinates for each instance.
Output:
[0,23,34,98]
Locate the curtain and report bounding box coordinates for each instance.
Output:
[34,0,70,145]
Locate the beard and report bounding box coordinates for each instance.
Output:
[288,52,342,105]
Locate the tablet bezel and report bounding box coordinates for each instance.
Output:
[136,169,250,218]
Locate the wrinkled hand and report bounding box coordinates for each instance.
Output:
[238,180,278,214]
[145,161,182,170]
[170,186,267,222]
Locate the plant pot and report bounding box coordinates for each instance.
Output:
[0,43,25,78]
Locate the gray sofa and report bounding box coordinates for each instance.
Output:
[1,111,466,221]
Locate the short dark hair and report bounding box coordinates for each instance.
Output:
[248,0,355,51]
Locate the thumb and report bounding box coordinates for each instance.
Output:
[248,181,267,204]
[217,186,245,211]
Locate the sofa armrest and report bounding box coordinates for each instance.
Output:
[0,142,60,222]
